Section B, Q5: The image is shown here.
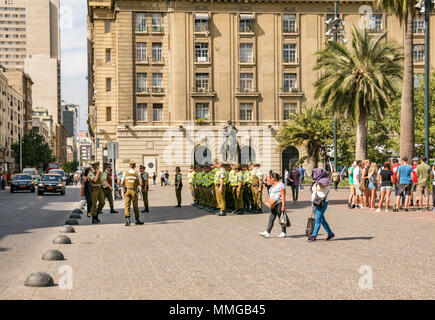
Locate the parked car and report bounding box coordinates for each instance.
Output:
[48,169,66,182]
[10,174,35,193]
[38,174,65,195]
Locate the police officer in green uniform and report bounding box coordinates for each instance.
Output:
[102,164,118,214]
[175,166,183,207]
[139,165,149,213]
[214,162,227,216]
[88,161,109,224]
[251,163,264,213]
[229,164,244,214]
[121,160,143,226]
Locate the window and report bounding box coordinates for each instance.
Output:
[240,73,253,92]
[106,48,111,62]
[413,44,424,63]
[106,78,112,92]
[136,42,147,62]
[105,20,111,33]
[283,43,296,63]
[151,13,163,32]
[136,73,147,92]
[369,14,383,33]
[106,107,112,121]
[239,14,254,33]
[240,103,253,121]
[413,17,425,33]
[195,73,209,92]
[283,14,296,33]
[153,104,163,121]
[195,13,209,32]
[195,103,209,120]
[283,103,297,120]
[152,73,163,92]
[152,43,162,62]
[195,43,209,62]
[239,43,253,63]
[137,103,147,121]
[283,73,297,91]
[136,13,147,32]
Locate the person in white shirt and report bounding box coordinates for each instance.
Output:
[353,160,364,209]
[308,168,334,242]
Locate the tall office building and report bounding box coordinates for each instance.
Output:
[0,0,61,125]
[88,0,434,174]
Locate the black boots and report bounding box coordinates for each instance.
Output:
[141,207,149,213]
[92,216,100,224]
[110,209,118,213]
[135,219,144,225]
[125,217,131,226]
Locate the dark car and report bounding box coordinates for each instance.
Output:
[38,174,66,195]
[10,174,35,193]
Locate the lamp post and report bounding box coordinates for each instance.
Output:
[325,2,347,170]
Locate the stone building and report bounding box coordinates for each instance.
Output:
[87,0,435,175]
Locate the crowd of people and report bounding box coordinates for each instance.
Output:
[347,156,434,212]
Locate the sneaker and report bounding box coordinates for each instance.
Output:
[417,207,422,211]
[425,207,430,211]
[307,236,316,242]
[326,233,335,241]
[258,231,270,238]
[393,208,398,213]
[385,209,389,213]
[278,232,286,238]
[404,208,409,212]
[376,208,381,213]
[359,205,365,210]
[347,203,352,209]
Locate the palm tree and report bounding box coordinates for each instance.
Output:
[277,107,332,169]
[313,26,403,160]
[376,0,416,160]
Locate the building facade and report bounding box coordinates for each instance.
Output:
[32,107,54,150]
[0,0,61,125]
[0,68,23,172]
[88,0,435,174]
[31,117,50,143]
[4,69,32,134]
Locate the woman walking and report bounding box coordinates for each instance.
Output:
[308,168,334,242]
[377,161,394,212]
[331,168,340,191]
[259,173,287,238]
[80,168,92,217]
[368,163,378,210]
[361,160,371,209]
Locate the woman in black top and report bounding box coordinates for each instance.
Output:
[80,168,92,217]
[376,161,394,212]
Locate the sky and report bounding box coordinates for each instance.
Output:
[60,0,88,132]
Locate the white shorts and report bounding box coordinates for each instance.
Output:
[380,186,393,192]
[354,184,362,196]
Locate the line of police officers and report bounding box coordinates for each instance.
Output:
[188,161,264,216]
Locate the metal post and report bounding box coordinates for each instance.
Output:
[333,1,339,170]
[424,0,430,159]
[111,143,115,201]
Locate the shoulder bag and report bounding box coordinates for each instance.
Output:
[264,197,277,209]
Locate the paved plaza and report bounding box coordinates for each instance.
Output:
[0,184,435,300]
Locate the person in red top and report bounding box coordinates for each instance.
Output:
[391,158,404,208]
[411,157,419,206]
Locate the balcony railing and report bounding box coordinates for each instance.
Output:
[151,25,164,33]
[136,87,149,94]
[283,27,297,33]
[135,26,148,32]
[151,56,164,64]
[282,87,299,93]
[152,87,164,93]
[195,56,210,63]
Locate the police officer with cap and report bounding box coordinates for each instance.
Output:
[102,164,118,214]
[121,160,143,226]
[88,161,110,224]
[139,165,150,212]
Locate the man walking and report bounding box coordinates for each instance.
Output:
[139,165,149,213]
[214,162,227,216]
[416,156,432,211]
[353,160,363,209]
[347,162,356,209]
[411,157,419,207]
[174,166,183,207]
[88,161,109,224]
[251,163,264,213]
[122,160,143,226]
[289,165,301,203]
[297,165,307,190]
[102,164,118,214]
[394,157,413,212]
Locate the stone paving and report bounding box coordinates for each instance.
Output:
[0,184,435,300]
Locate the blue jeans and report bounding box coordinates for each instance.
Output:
[312,202,332,237]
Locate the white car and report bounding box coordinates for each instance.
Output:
[49,169,66,182]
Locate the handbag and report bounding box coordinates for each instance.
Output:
[305,210,315,237]
[279,210,291,227]
[263,197,277,209]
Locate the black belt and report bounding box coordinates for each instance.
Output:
[90,185,102,189]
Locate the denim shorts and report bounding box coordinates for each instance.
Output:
[368,181,377,190]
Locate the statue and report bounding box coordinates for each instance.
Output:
[220,120,239,162]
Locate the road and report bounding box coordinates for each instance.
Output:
[0,184,435,299]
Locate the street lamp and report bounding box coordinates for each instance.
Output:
[416,0,434,159]
[326,2,347,170]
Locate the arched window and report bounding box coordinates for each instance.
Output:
[282,146,299,174]
[193,145,212,165]
[240,146,256,164]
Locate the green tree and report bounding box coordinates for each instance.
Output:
[277,106,332,168]
[313,26,403,160]
[11,132,55,171]
[376,0,420,160]
[62,160,79,173]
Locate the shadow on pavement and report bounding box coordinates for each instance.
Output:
[333,236,374,241]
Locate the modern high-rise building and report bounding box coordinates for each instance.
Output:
[0,0,61,124]
[87,0,434,174]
